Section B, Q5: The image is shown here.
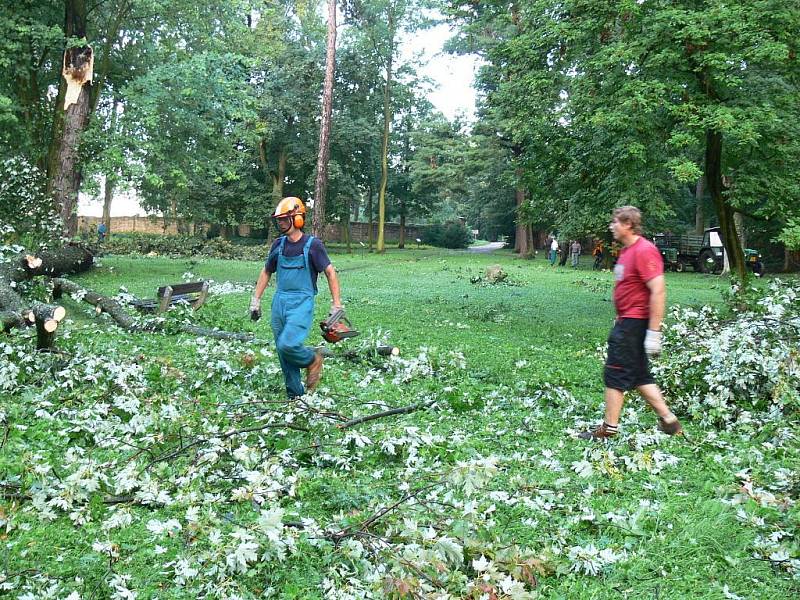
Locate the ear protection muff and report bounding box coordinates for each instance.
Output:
[293,213,304,229]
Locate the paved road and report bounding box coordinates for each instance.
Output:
[467,241,506,253]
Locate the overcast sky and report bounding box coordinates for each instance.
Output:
[79,24,479,217]
[404,23,479,122]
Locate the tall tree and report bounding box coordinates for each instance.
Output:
[345,0,433,253]
[448,1,800,276]
[312,0,338,238]
[45,0,132,235]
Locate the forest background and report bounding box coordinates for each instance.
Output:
[2,0,800,274]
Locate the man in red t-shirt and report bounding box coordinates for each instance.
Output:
[579,206,682,440]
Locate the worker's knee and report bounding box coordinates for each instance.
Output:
[276,338,300,356]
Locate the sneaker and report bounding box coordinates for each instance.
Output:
[657,417,683,435]
[306,351,324,392]
[578,423,618,440]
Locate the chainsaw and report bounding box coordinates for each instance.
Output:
[320,307,360,343]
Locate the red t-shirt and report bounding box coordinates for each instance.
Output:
[612,237,663,318]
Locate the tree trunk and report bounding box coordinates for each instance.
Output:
[102,100,119,234]
[367,182,374,251]
[376,9,394,254]
[257,139,273,240]
[784,247,800,272]
[513,180,528,256]
[559,242,569,266]
[47,0,93,237]
[734,212,746,250]
[344,198,352,254]
[271,148,287,203]
[102,174,114,234]
[705,130,746,281]
[695,175,705,234]
[527,226,534,257]
[398,213,406,249]
[312,0,337,239]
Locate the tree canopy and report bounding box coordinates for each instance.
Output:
[1,0,798,268]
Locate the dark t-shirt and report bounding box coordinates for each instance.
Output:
[265,234,331,289]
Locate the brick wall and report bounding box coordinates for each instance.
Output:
[78,215,426,243]
[78,215,183,235]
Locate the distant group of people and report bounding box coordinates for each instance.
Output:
[548,238,583,268]
[546,236,621,270]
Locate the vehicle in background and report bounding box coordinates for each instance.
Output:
[654,227,764,275]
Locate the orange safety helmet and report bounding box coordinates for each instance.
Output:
[273,197,306,230]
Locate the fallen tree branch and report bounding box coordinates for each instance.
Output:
[149,420,309,467]
[0,487,135,506]
[337,399,437,429]
[329,481,441,543]
[319,345,399,359]
[50,277,256,342]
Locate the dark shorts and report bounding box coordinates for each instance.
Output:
[604,318,655,391]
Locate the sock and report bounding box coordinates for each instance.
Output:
[661,412,677,424]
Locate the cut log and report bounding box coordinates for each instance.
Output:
[33,303,64,350]
[0,270,30,332]
[0,244,92,339]
[22,245,94,278]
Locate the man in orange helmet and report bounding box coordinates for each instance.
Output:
[250,197,343,397]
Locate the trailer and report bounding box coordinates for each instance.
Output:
[654,227,763,275]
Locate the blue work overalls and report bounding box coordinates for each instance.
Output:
[270,235,318,398]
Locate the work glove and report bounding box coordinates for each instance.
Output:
[329,304,344,318]
[249,296,262,322]
[644,329,662,356]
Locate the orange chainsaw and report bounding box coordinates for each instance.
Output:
[320,307,360,343]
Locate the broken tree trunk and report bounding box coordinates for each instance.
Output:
[46,0,93,236]
[50,278,256,342]
[24,245,94,278]
[0,248,82,333]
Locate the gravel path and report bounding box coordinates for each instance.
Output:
[467,242,506,253]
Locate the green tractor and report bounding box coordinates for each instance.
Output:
[655,227,764,276]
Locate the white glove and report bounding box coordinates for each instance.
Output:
[249,296,262,322]
[644,329,662,356]
[329,303,344,316]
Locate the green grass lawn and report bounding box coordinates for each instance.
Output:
[2,248,797,599]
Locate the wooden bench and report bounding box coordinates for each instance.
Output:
[132,281,210,313]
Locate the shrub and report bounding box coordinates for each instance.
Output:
[422,221,471,249]
[653,279,800,428]
[0,156,62,247]
[103,233,270,261]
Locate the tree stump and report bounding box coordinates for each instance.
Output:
[485,264,507,283]
[33,303,66,350]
